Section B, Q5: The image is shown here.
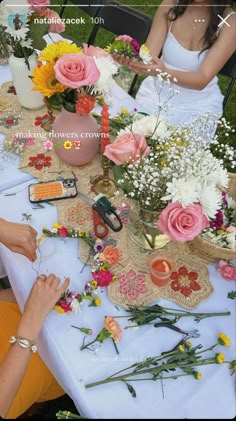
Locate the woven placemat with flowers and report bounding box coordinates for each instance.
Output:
[0,81,213,309]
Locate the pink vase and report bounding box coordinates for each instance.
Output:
[52,107,100,166]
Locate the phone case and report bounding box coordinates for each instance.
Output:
[28,179,78,203]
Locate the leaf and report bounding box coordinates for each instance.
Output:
[29,21,48,51]
[123,381,137,398]
[227,291,236,300]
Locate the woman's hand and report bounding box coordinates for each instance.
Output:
[129,57,166,76]
[112,53,137,67]
[0,218,38,262]
[17,274,70,340]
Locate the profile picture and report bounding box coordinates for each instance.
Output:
[7,13,27,31]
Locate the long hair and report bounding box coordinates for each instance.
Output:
[168,1,234,54]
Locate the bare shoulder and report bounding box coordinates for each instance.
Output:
[154,0,175,19]
[218,7,236,38]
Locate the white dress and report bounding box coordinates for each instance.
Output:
[136,21,226,133]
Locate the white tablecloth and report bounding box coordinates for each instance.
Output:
[0,180,235,419]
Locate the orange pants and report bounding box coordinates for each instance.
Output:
[0,301,64,418]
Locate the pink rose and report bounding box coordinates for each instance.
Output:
[115,35,133,43]
[43,9,65,33]
[217,260,236,281]
[28,0,50,13]
[104,133,150,165]
[82,43,108,57]
[157,202,210,242]
[54,54,100,89]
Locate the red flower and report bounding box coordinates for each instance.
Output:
[170,266,200,297]
[34,114,55,128]
[57,227,68,237]
[28,153,52,170]
[76,93,96,115]
[6,119,14,125]
[93,269,113,287]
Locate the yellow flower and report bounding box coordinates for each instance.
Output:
[91,280,98,289]
[218,333,230,347]
[78,231,84,237]
[54,305,65,314]
[53,223,62,229]
[120,107,129,116]
[38,40,82,63]
[64,140,73,150]
[112,275,118,282]
[104,43,112,54]
[216,352,225,364]
[194,372,202,380]
[94,296,102,306]
[178,345,185,352]
[185,340,192,348]
[32,63,66,98]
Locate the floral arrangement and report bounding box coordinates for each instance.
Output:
[32,40,118,112]
[217,260,236,281]
[84,333,235,396]
[42,224,120,313]
[105,34,140,57]
[80,316,122,354]
[0,0,65,65]
[200,192,235,249]
[105,111,229,243]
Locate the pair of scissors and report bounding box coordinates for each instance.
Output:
[77,190,123,234]
[92,209,109,238]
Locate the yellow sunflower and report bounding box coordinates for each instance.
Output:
[38,40,82,64]
[64,140,73,150]
[32,63,66,97]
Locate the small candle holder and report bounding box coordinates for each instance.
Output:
[94,154,116,198]
[148,250,175,287]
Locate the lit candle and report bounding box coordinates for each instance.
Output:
[149,251,174,287]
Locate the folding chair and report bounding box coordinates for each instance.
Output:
[218,51,236,111]
[86,0,152,95]
[59,0,104,20]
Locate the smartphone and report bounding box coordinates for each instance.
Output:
[28,178,78,203]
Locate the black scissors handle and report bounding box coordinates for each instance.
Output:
[92,202,123,232]
[154,323,186,335]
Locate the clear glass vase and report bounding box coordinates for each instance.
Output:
[128,201,170,250]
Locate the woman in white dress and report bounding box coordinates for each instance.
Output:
[129,0,236,132]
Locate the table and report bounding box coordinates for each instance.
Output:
[0,60,235,419]
[0,179,235,419]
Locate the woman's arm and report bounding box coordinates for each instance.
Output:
[144,0,173,59]
[0,274,70,418]
[130,13,236,90]
[0,218,38,262]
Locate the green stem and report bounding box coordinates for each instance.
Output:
[80,338,97,351]
[85,358,226,389]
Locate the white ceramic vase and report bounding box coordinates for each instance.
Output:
[8,53,44,110]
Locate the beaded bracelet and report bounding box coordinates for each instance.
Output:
[9,336,37,353]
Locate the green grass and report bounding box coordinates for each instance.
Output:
[52,1,235,142]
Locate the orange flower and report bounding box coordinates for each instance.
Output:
[99,245,120,266]
[75,93,96,115]
[104,316,122,343]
